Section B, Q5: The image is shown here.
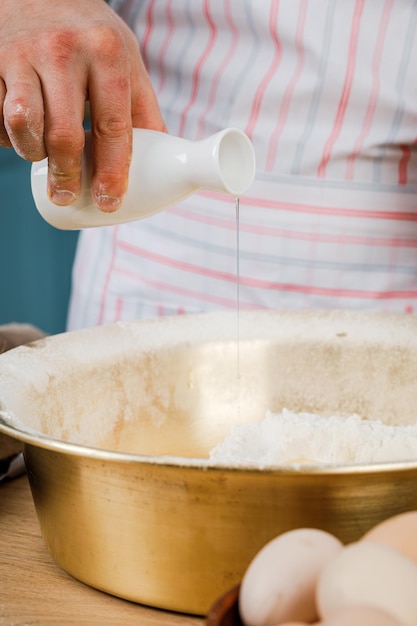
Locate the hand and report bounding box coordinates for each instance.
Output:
[0,323,46,465]
[0,0,166,212]
[0,323,46,353]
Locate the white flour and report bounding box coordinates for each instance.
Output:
[209,409,417,467]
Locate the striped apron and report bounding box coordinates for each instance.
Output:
[68,0,417,328]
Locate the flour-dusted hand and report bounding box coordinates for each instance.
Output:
[0,0,166,212]
[0,323,46,353]
[0,323,47,465]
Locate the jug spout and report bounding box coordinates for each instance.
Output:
[191,128,256,197]
[30,128,256,231]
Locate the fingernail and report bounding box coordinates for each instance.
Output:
[50,190,77,206]
[96,194,122,213]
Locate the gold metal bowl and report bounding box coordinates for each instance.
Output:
[1,310,417,615]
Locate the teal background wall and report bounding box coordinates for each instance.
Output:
[0,148,79,335]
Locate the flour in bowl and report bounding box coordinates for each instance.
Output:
[209,409,417,467]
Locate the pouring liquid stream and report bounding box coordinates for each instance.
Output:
[236,197,242,418]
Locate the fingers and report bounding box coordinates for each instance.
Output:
[44,112,86,207]
[87,21,167,212]
[87,23,167,212]
[42,77,86,206]
[0,78,12,148]
[2,55,87,205]
[2,69,46,161]
[130,53,167,133]
[87,28,133,212]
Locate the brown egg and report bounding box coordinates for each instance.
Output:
[362,511,417,564]
[316,541,417,626]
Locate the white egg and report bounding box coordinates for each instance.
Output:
[317,605,404,626]
[277,623,308,626]
[239,528,343,626]
[277,623,309,626]
[316,541,417,626]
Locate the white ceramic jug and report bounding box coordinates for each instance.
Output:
[31,128,255,230]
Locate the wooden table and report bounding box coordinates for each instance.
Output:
[0,474,204,625]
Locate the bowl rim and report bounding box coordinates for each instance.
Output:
[1,412,417,474]
[2,309,417,474]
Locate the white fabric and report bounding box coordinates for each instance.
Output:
[68,0,417,329]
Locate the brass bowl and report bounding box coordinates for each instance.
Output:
[1,310,417,615]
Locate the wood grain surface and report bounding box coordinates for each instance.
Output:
[0,474,204,625]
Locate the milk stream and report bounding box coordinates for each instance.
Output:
[235,196,242,418]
